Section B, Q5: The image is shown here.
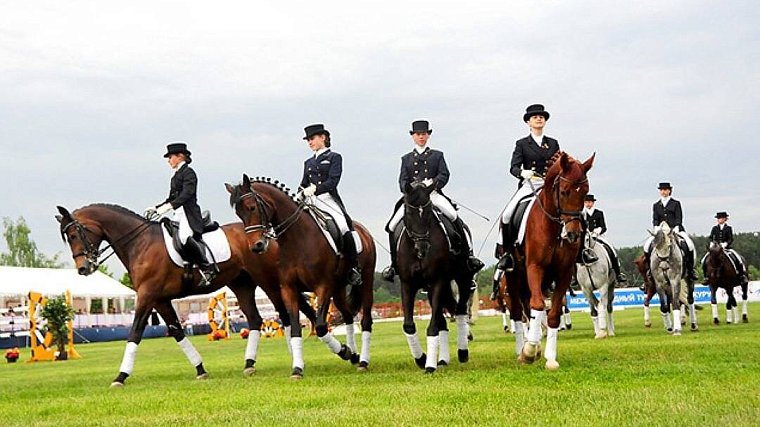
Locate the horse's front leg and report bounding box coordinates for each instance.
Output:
[544,268,572,371]
[280,282,305,379]
[400,280,425,370]
[519,263,546,364]
[655,282,673,332]
[110,295,154,387]
[423,280,446,374]
[670,276,683,335]
[453,277,472,364]
[710,284,720,325]
[228,282,263,376]
[741,282,749,323]
[504,273,527,356]
[154,300,209,380]
[686,280,698,331]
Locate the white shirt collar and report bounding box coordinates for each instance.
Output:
[172,161,186,172]
[314,147,329,158]
[719,223,725,229]
[660,196,671,205]
[414,145,428,154]
[583,207,595,216]
[531,133,544,145]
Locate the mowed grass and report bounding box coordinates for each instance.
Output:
[2,304,760,427]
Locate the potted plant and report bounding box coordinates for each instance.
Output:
[4,347,19,363]
[40,294,76,361]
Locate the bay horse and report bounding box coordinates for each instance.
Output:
[634,254,661,329]
[503,151,594,370]
[395,182,473,373]
[55,204,316,386]
[704,241,749,324]
[576,233,617,338]
[648,222,698,335]
[227,175,376,379]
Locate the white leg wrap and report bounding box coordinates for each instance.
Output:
[644,306,651,322]
[732,308,739,323]
[608,314,615,335]
[742,299,749,315]
[345,323,357,353]
[514,322,525,356]
[290,337,304,370]
[425,335,439,369]
[438,330,450,364]
[318,332,343,354]
[501,312,508,329]
[564,311,572,326]
[245,330,261,361]
[118,342,139,375]
[727,309,733,323]
[597,303,606,330]
[545,327,559,362]
[689,304,697,325]
[284,326,292,355]
[455,315,469,350]
[711,304,719,319]
[591,316,600,335]
[672,309,682,331]
[662,311,672,330]
[510,319,516,334]
[178,337,203,367]
[405,332,423,359]
[527,309,544,344]
[360,331,371,364]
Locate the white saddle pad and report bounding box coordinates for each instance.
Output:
[307,210,363,255]
[517,197,538,245]
[162,227,232,268]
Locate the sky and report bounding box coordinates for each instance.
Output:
[1,1,759,275]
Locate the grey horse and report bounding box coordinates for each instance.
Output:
[576,232,617,338]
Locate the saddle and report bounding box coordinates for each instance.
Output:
[307,205,344,253]
[161,211,219,258]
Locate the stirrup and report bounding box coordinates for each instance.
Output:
[497,253,514,272]
[467,256,485,273]
[348,268,362,287]
[616,272,628,282]
[381,266,395,282]
[581,249,598,264]
[198,269,217,287]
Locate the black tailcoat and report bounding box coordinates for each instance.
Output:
[652,198,684,231]
[583,209,607,234]
[300,149,352,223]
[709,224,734,247]
[399,147,449,193]
[161,163,204,235]
[509,135,560,180]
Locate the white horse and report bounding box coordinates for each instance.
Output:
[576,233,617,339]
[648,222,697,335]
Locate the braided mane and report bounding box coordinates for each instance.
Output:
[228,176,299,207]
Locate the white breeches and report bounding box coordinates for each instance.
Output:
[500,178,543,224]
[643,231,695,253]
[173,206,192,244]
[307,193,350,234]
[387,190,457,232]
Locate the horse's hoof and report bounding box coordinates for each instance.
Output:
[608,331,616,337]
[357,361,369,372]
[290,367,304,380]
[545,359,560,370]
[337,345,352,361]
[644,321,652,328]
[467,332,473,341]
[503,325,509,332]
[109,382,124,388]
[196,372,209,380]
[458,349,469,363]
[415,354,427,369]
[672,330,681,336]
[713,318,720,325]
[243,367,256,377]
[666,328,673,332]
[690,323,698,331]
[350,353,360,365]
[743,315,749,323]
[565,323,572,330]
[437,360,448,367]
[595,331,608,339]
[518,343,538,364]
[424,367,436,374]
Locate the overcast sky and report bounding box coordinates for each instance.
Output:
[1,1,759,274]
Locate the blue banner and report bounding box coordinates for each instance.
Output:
[566,285,713,310]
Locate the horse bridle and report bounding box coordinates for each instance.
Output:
[237,186,306,242]
[528,173,587,239]
[403,199,433,245]
[61,218,151,268]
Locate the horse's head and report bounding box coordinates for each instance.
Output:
[649,222,676,269]
[705,241,725,283]
[543,152,594,243]
[403,181,436,259]
[227,174,276,254]
[56,206,103,275]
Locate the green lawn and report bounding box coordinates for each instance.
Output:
[2,304,759,426]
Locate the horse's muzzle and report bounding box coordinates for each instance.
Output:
[251,239,269,254]
[78,260,97,276]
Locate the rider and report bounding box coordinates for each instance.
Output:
[705,211,748,285]
[300,124,362,287]
[146,142,217,286]
[492,104,562,296]
[580,194,627,283]
[643,182,698,281]
[381,120,484,281]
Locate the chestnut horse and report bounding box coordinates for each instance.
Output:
[55,204,316,386]
[704,241,749,324]
[502,151,594,370]
[395,182,473,373]
[227,175,375,379]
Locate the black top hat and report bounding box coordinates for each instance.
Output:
[715,211,729,218]
[163,142,191,158]
[584,194,596,202]
[409,120,433,135]
[523,104,550,122]
[657,182,672,190]
[303,124,330,140]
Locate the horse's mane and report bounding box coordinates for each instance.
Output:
[75,203,148,222]
[229,176,300,207]
[544,151,582,187]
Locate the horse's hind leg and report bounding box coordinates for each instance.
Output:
[333,289,361,365]
[423,280,447,374]
[111,296,154,387]
[710,285,720,325]
[154,300,208,380]
[741,282,749,323]
[435,310,450,367]
[454,277,472,363]
[229,282,263,376]
[400,280,425,370]
[313,287,354,363]
[686,280,698,331]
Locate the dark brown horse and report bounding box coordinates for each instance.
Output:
[502,151,594,370]
[634,254,661,329]
[55,204,316,386]
[704,241,749,324]
[395,182,473,373]
[227,175,376,379]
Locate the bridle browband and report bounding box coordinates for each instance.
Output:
[61,216,152,268]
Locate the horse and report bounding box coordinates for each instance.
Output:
[648,222,697,335]
[502,151,594,370]
[394,181,474,373]
[704,241,750,325]
[575,232,617,338]
[55,204,317,386]
[227,175,376,379]
[634,254,660,329]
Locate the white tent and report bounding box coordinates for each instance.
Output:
[0,266,135,298]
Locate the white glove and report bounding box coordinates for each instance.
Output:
[520,169,534,180]
[422,178,434,187]
[156,203,173,216]
[303,184,317,197]
[720,242,728,248]
[593,227,603,236]
[144,207,158,220]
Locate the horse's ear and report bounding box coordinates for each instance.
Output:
[582,153,596,173]
[57,206,71,219]
[225,183,235,194]
[559,152,570,170]
[243,174,251,187]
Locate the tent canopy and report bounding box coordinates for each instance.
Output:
[0,266,135,298]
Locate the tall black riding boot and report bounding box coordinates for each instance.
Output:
[602,243,627,282]
[497,224,515,272]
[342,232,362,287]
[381,231,397,282]
[185,236,217,287]
[578,233,598,264]
[454,217,484,274]
[683,247,698,281]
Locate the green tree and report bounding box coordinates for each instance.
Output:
[98,264,114,278]
[40,294,76,360]
[1,217,64,268]
[120,272,133,289]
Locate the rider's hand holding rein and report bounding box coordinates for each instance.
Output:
[302,184,317,197]
[520,169,534,180]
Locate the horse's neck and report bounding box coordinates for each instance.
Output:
[270,194,320,249]
[84,207,153,267]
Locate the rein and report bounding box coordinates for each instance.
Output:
[403,199,433,244]
[62,217,152,267]
[238,188,307,240]
[527,173,587,242]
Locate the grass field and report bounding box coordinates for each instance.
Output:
[2,304,760,426]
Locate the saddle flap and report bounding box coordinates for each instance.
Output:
[307,206,343,252]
